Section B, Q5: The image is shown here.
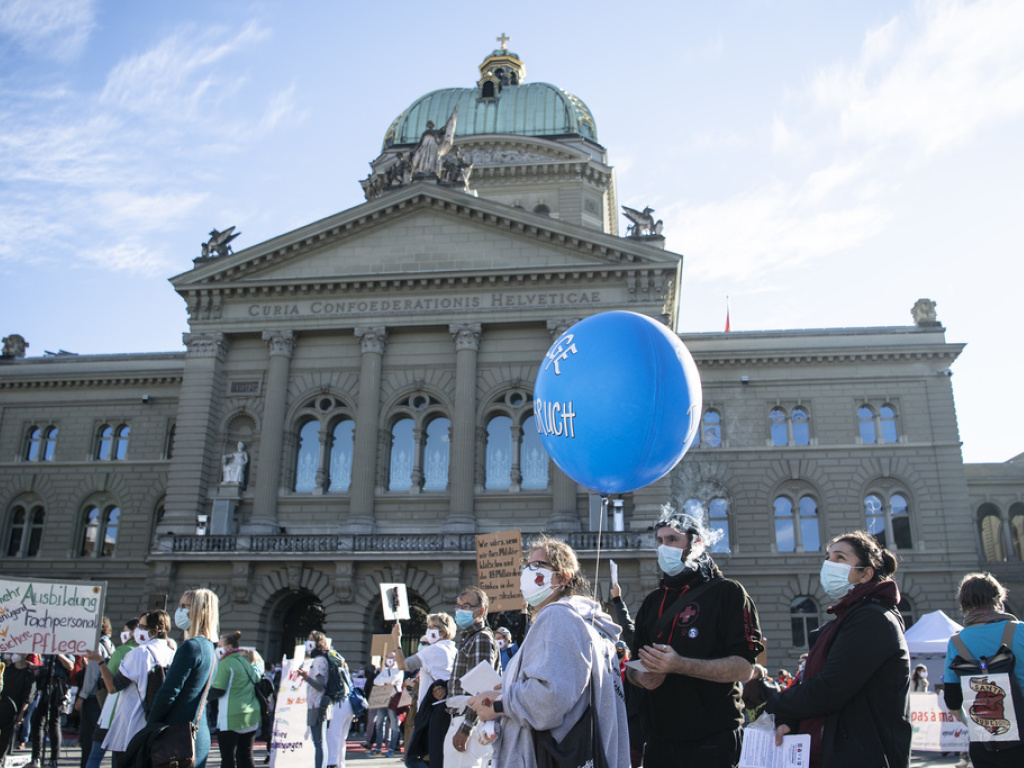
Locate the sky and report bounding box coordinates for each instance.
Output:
[2,0,1022,463]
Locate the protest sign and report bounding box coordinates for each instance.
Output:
[0,576,106,655]
[909,692,969,751]
[269,654,316,768]
[370,634,392,665]
[475,530,524,612]
[367,684,394,710]
[379,583,410,621]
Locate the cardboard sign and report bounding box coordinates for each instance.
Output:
[0,576,106,655]
[366,683,394,710]
[475,530,524,612]
[379,583,410,621]
[269,655,316,768]
[370,634,392,664]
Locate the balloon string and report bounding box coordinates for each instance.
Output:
[591,495,607,630]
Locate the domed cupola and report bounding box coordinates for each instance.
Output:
[381,38,598,149]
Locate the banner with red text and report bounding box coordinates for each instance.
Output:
[910,692,969,751]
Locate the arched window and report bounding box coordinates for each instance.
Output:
[485,416,513,490]
[6,506,26,556]
[774,490,821,552]
[879,405,898,443]
[423,417,450,491]
[791,408,810,445]
[702,409,722,448]
[791,596,819,648]
[328,419,354,492]
[1008,501,1024,561]
[80,504,119,558]
[709,497,730,553]
[482,81,495,98]
[290,395,355,494]
[520,415,548,490]
[389,418,415,491]
[26,427,42,460]
[26,506,45,556]
[533,204,550,216]
[865,490,913,549]
[770,408,788,446]
[5,505,43,557]
[113,425,130,460]
[294,419,320,493]
[97,425,114,460]
[898,596,915,628]
[858,406,876,444]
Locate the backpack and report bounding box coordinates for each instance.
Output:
[323,650,350,704]
[949,621,1024,750]
[142,647,168,715]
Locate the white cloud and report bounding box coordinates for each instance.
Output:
[815,0,1024,152]
[80,238,172,274]
[94,190,209,231]
[0,0,95,60]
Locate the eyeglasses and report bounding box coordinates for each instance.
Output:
[454,602,480,611]
[520,560,554,572]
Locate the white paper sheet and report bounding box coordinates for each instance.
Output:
[458,660,503,695]
[610,559,619,585]
[739,716,811,768]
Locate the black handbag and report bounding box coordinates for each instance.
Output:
[149,652,217,768]
[533,698,609,768]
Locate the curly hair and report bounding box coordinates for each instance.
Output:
[525,535,591,597]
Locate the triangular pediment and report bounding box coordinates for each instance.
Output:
[172,183,680,291]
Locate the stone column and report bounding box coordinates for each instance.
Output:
[159,332,229,538]
[545,318,581,531]
[447,323,481,531]
[245,330,296,534]
[347,326,387,533]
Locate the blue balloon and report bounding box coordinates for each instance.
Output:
[533,311,702,494]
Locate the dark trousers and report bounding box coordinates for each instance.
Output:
[969,740,1024,768]
[31,690,64,764]
[0,701,17,764]
[218,729,257,768]
[644,727,742,768]
[78,696,102,767]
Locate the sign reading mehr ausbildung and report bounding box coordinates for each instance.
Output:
[0,576,107,655]
[475,530,524,612]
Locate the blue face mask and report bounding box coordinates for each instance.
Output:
[454,609,475,629]
[657,545,686,576]
[819,560,858,599]
[174,607,191,631]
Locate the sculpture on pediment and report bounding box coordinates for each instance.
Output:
[622,205,664,237]
[221,441,249,485]
[201,227,241,258]
[1,334,28,358]
[411,106,458,177]
[440,148,473,189]
[911,298,939,327]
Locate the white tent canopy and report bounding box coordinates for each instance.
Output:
[905,610,963,655]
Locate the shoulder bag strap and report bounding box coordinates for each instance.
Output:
[650,577,723,641]
[950,632,973,661]
[1001,621,1018,648]
[192,641,218,727]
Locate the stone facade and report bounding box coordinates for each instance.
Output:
[3,48,1023,671]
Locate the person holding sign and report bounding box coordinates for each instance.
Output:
[943,572,1024,768]
[467,536,628,767]
[764,531,911,768]
[295,631,331,768]
[627,508,764,768]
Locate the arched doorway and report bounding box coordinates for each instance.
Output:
[266,590,325,663]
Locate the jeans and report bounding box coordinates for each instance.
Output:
[372,707,398,752]
[310,717,326,768]
[84,729,108,768]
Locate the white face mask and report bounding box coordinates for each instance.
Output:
[11,654,23,664]
[497,639,507,650]
[305,640,315,653]
[134,627,151,645]
[120,630,131,644]
[385,658,396,668]
[425,628,441,644]
[216,647,227,661]
[520,567,559,607]
[819,559,859,599]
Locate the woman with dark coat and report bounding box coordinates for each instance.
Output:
[765,531,912,768]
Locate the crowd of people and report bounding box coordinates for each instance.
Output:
[3,510,1023,768]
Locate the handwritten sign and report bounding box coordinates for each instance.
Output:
[0,576,106,655]
[475,530,524,612]
[269,655,316,768]
[366,683,394,710]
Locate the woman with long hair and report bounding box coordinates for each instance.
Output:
[765,531,912,768]
[467,535,628,767]
[210,631,263,768]
[147,588,220,768]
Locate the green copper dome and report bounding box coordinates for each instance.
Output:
[382,49,598,150]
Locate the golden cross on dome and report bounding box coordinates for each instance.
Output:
[497,33,510,50]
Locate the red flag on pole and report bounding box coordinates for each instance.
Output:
[725,297,731,332]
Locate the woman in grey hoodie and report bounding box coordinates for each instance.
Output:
[468,535,629,768]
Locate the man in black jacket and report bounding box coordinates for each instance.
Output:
[627,509,763,768]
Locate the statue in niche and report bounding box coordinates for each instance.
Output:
[411,106,458,177]
[221,441,249,485]
[622,205,664,237]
